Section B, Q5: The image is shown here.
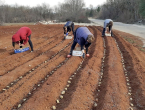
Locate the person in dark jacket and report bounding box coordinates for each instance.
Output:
[67,27,94,58]
[12,27,33,52]
[102,19,113,37]
[63,21,74,39]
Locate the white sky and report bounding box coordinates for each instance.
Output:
[3,0,106,8]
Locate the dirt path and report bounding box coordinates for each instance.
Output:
[0,25,145,110]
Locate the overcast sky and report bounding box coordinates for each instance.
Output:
[3,0,106,8]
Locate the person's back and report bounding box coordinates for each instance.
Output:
[75,27,93,45]
[63,21,74,39]
[102,19,113,37]
[104,19,113,28]
[16,27,31,40]
[64,21,73,27]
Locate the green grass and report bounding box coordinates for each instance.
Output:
[140,48,145,52]
[124,37,135,44]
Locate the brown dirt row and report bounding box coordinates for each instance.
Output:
[0,46,71,110]
[113,30,145,110]
[0,32,64,76]
[19,26,97,110]
[54,26,104,110]
[0,37,72,109]
[96,27,130,110]
[0,38,72,90]
[0,25,63,58]
[0,24,145,110]
[0,25,66,76]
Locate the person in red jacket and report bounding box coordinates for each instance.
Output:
[12,27,33,51]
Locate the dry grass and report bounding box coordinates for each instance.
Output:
[4,23,35,26]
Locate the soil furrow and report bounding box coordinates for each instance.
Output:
[0,24,145,110]
[114,31,145,109]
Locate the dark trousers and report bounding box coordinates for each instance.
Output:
[69,40,77,55]
[67,23,74,34]
[102,26,113,36]
[28,35,33,51]
[69,28,79,55]
[71,23,74,33]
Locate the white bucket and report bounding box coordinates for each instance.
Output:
[72,50,83,56]
[65,35,73,39]
[105,33,111,36]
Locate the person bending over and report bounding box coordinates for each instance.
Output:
[67,27,94,58]
[12,27,33,52]
[102,19,113,37]
[63,21,74,39]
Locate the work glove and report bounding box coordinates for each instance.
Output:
[82,53,85,58]
[66,32,68,36]
[86,54,90,57]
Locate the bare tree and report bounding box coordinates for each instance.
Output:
[0,0,5,25]
[55,0,89,22]
[98,0,141,23]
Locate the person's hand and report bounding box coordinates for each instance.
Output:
[19,43,24,46]
[66,32,68,36]
[109,31,111,34]
[82,49,85,53]
[82,53,85,58]
[86,54,90,57]
[67,54,71,58]
[19,42,21,46]
[21,44,24,46]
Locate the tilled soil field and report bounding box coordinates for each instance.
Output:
[0,24,145,110]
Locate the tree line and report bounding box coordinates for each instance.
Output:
[91,0,145,23]
[0,0,145,25]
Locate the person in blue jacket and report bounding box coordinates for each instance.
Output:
[67,27,94,58]
[102,19,113,37]
[63,21,74,39]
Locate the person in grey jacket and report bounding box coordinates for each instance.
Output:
[102,19,113,37]
[67,27,94,58]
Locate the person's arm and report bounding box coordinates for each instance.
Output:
[104,22,107,32]
[12,42,15,49]
[85,43,91,54]
[109,26,112,33]
[23,39,28,45]
[22,35,29,45]
[80,37,85,50]
[71,22,74,33]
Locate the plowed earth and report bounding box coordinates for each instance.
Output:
[0,24,145,110]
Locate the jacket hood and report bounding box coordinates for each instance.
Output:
[12,34,20,42]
